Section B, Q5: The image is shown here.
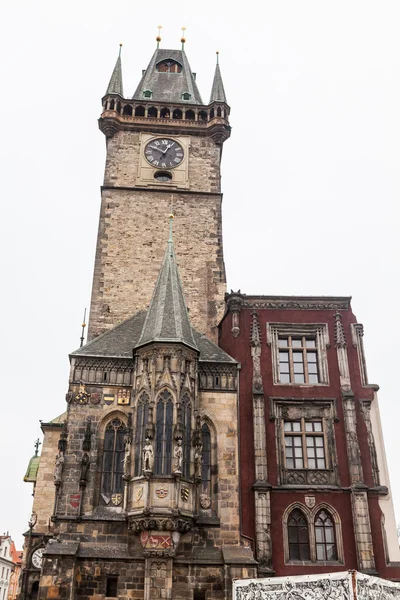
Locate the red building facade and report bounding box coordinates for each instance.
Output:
[220,292,400,580]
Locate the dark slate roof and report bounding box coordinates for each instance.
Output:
[132,48,203,104]
[71,311,235,364]
[105,50,123,96]
[209,62,227,103]
[136,234,198,351]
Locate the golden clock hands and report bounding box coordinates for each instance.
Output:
[149,145,164,152]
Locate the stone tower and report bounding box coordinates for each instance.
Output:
[88,43,231,343]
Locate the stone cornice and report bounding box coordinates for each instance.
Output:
[101,185,223,198]
[225,293,351,311]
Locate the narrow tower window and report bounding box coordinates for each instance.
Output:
[101,419,125,496]
[201,423,211,495]
[155,390,173,475]
[287,508,310,560]
[134,393,150,476]
[181,394,192,478]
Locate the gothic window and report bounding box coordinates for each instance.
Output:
[284,419,326,469]
[267,323,329,385]
[201,423,211,494]
[155,390,173,475]
[217,107,222,117]
[134,393,150,476]
[315,510,337,561]
[210,108,215,119]
[288,508,310,560]
[181,92,191,101]
[157,60,182,73]
[181,395,192,478]
[101,419,125,495]
[109,99,115,110]
[122,104,133,116]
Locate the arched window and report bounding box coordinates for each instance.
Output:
[315,510,337,561]
[160,107,170,119]
[155,390,173,475]
[134,393,150,476]
[198,110,208,121]
[157,60,182,73]
[122,104,133,116]
[288,508,310,560]
[210,108,215,119]
[173,108,182,120]
[185,109,195,120]
[201,423,211,494]
[148,106,157,118]
[217,107,222,117]
[181,394,192,478]
[101,418,125,495]
[135,106,145,117]
[109,99,115,110]
[116,101,121,113]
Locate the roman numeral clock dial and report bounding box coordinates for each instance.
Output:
[144,138,184,169]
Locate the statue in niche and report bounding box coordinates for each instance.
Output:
[80,452,90,482]
[54,453,64,484]
[194,443,202,480]
[123,438,131,478]
[143,438,154,472]
[173,439,183,474]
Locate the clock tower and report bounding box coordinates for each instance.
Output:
[88,41,231,343]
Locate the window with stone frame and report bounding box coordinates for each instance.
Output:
[101,419,125,496]
[284,419,326,470]
[284,504,342,564]
[271,398,339,487]
[181,394,192,479]
[267,323,329,385]
[156,60,182,73]
[134,392,150,476]
[154,390,174,475]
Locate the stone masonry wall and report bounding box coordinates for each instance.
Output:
[88,132,226,343]
[31,426,61,532]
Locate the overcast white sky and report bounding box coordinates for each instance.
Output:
[1,1,399,548]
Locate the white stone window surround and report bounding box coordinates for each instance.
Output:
[282,501,344,565]
[267,323,330,386]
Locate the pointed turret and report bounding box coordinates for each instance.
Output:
[133,48,203,104]
[136,217,198,351]
[105,45,124,96]
[209,53,227,103]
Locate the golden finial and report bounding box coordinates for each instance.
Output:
[181,26,186,49]
[156,25,162,47]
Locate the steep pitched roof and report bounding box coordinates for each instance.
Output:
[132,48,203,104]
[105,47,123,96]
[209,61,227,103]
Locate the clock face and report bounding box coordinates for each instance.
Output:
[144,138,184,169]
[31,547,44,569]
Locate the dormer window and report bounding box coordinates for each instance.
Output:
[181,92,191,101]
[143,90,153,99]
[157,60,182,73]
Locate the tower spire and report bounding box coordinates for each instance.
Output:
[209,51,227,103]
[136,218,198,351]
[105,44,124,97]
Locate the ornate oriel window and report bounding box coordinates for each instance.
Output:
[155,390,173,475]
[288,508,310,560]
[315,510,337,561]
[101,419,125,495]
[201,423,211,494]
[134,392,150,476]
[181,394,192,479]
[284,419,326,469]
[267,323,329,385]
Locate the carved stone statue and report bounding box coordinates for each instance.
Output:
[173,439,183,474]
[143,438,154,472]
[123,439,131,478]
[194,443,202,479]
[54,453,64,484]
[80,452,90,482]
